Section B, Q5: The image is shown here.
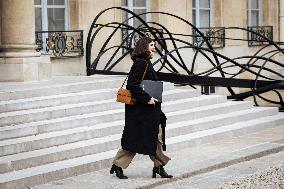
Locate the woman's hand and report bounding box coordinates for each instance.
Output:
[148,97,158,105]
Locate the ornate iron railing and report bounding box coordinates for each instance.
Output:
[86,7,284,110]
[35,30,84,58]
[192,27,225,48]
[247,26,273,46]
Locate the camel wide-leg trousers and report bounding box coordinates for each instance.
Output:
[113,127,171,169]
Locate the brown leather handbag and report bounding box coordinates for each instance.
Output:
[116,87,136,105]
[116,64,148,105]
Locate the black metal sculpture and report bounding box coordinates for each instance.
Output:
[86,7,284,110]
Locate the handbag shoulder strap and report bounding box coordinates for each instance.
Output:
[121,61,149,87]
[121,75,128,88]
[141,62,149,80]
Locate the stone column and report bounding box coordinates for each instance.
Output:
[0,0,51,82]
[280,0,284,43]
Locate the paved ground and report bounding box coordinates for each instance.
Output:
[155,152,284,189]
[217,164,284,189]
[31,125,284,189]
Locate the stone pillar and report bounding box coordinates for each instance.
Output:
[0,0,51,82]
[280,0,284,43]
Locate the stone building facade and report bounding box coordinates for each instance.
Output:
[0,0,283,82]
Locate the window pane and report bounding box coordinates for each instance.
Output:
[133,9,147,28]
[200,0,210,8]
[35,7,42,31]
[192,0,196,8]
[251,10,259,26]
[47,0,65,5]
[34,0,41,5]
[249,0,258,9]
[192,9,196,26]
[200,10,210,27]
[122,0,127,6]
[48,8,65,30]
[133,0,146,7]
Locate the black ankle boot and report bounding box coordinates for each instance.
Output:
[110,164,128,179]
[152,165,173,178]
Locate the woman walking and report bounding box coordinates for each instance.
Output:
[110,36,172,179]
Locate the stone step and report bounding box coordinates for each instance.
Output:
[0,107,277,174]
[163,95,227,115]
[165,101,252,123]
[0,88,199,113]
[0,88,117,113]
[0,99,124,127]
[166,106,279,138]
[0,75,113,91]
[0,101,250,156]
[61,125,284,189]
[0,75,173,92]
[0,76,174,101]
[0,77,123,101]
[0,95,225,140]
[0,86,188,127]
[162,88,200,101]
[0,114,283,189]
[0,109,124,141]
[166,113,284,151]
[0,133,122,174]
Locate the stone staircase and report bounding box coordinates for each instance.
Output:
[0,75,283,189]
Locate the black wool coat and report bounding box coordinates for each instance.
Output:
[121,58,163,156]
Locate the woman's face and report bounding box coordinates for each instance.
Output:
[148,41,156,59]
